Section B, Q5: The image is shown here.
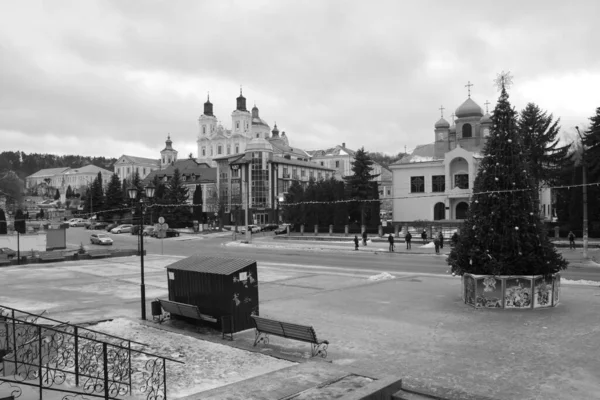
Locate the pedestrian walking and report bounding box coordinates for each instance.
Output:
[438,231,444,249]
[388,234,395,252]
[451,231,459,247]
[405,231,412,249]
[434,237,440,254]
[362,231,368,246]
[421,230,428,244]
[568,231,576,250]
[354,235,359,250]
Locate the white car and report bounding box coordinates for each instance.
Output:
[69,218,87,227]
[111,224,133,234]
[240,225,261,234]
[90,233,113,245]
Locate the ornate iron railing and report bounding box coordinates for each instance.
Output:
[0,306,184,400]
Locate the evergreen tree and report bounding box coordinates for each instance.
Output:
[448,74,567,276]
[283,180,305,227]
[582,107,600,180]
[344,147,380,226]
[91,172,105,213]
[14,209,26,234]
[66,185,73,199]
[164,169,191,227]
[54,189,60,200]
[192,184,203,222]
[105,174,124,213]
[518,103,571,188]
[0,208,6,234]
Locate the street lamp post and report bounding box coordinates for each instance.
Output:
[127,183,156,320]
[575,127,588,259]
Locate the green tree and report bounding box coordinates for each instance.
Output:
[448,75,567,276]
[14,209,26,234]
[54,188,60,200]
[0,208,6,234]
[283,180,305,227]
[105,174,124,213]
[518,103,571,189]
[344,147,380,227]
[65,185,72,199]
[192,184,203,222]
[582,107,600,180]
[91,172,105,213]
[163,168,191,228]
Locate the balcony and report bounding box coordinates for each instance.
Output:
[283,173,290,179]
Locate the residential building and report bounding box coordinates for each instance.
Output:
[214,137,335,226]
[26,165,113,199]
[389,94,554,223]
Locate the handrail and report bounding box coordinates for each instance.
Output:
[0,304,148,347]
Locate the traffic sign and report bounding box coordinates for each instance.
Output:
[158,217,165,224]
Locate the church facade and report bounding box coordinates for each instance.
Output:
[390,94,554,224]
[197,91,310,167]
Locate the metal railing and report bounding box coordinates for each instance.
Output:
[0,306,184,400]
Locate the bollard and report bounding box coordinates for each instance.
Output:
[300,225,304,236]
[344,225,349,237]
[378,225,383,237]
[314,225,318,236]
[287,225,291,236]
[394,224,400,238]
[329,225,333,236]
[361,225,366,235]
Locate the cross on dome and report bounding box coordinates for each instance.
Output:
[465,81,474,98]
[484,100,491,113]
[439,105,445,117]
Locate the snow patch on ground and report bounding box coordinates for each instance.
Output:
[92,318,295,398]
[562,279,600,286]
[368,272,395,281]
[420,242,435,248]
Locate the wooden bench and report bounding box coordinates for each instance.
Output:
[251,315,329,358]
[157,300,233,340]
[39,253,66,263]
[87,249,112,258]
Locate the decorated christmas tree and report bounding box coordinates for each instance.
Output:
[447,72,568,276]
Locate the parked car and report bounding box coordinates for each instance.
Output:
[261,224,279,232]
[106,223,120,232]
[143,226,155,236]
[240,225,261,234]
[90,233,113,245]
[152,228,180,238]
[131,225,154,235]
[274,224,292,235]
[0,247,17,259]
[69,218,87,227]
[111,224,133,234]
[87,222,108,230]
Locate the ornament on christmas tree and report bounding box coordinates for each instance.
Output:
[495,177,499,181]
[515,226,519,230]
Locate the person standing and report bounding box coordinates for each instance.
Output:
[568,231,576,250]
[388,234,394,252]
[405,231,412,249]
[434,236,440,254]
[354,235,359,250]
[438,231,444,249]
[421,230,428,244]
[362,230,368,246]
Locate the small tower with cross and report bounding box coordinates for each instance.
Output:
[160,134,178,168]
[434,105,450,143]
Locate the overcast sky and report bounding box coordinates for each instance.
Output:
[1,0,598,160]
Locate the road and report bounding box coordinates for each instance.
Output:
[70,227,600,282]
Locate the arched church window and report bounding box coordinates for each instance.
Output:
[235,144,239,153]
[236,121,240,129]
[434,203,445,220]
[202,125,206,134]
[218,145,222,155]
[456,202,469,219]
[462,123,472,138]
[202,147,206,156]
[227,145,231,155]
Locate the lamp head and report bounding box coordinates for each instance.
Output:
[145,183,156,199]
[127,186,138,200]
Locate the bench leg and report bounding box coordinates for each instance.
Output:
[253,330,269,347]
[311,342,329,358]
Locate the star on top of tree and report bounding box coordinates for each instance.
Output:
[494,71,513,91]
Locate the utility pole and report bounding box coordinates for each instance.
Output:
[575,127,588,259]
[243,165,251,243]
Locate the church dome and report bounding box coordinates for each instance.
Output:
[455,98,484,118]
[435,118,450,129]
[251,105,270,127]
[480,113,492,124]
[246,137,273,152]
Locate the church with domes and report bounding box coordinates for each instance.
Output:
[390,86,554,226]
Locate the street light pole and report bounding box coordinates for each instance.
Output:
[575,126,588,259]
[128,183,155,320]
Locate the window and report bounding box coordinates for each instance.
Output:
[301,169,306,177]
[143,168,146,176]
[167,157,171,164]
[202,147,206,156]
[320,161,324,166]
[283,167,289,178]
[335,160,340,168]
[292,168,298,179]
[318,172,322,180]
[432,175,445,192]
[410,176,425,193]
[227,145,231,155]
[455,174,469,189]
[235,144,239,153]
[386,188,391,196]
[236,121,240,129]
[309,171,314,179]
[462,123,472,138]
[127,167,130,174]
[231,168,239,178]
[211,125,215,132]
[202,125,206,134]
[210,147,213,156]
[218,145,222,155]
[182,175,187,182]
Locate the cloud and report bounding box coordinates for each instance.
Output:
[0,0,598,160]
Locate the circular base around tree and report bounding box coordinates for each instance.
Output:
[461,273,560,309]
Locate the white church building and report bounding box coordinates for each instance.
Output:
[390,94,554,224]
